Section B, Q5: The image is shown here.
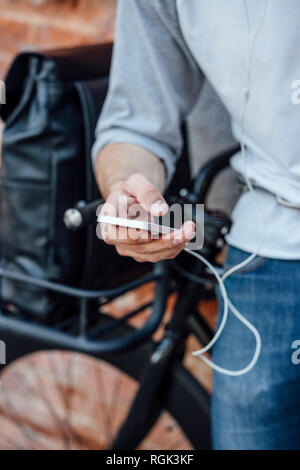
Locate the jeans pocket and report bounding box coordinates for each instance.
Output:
[223,246,268,275]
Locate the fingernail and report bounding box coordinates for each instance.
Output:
[185,223,196,240]
[151,200,168,216]
[173,230,185,245]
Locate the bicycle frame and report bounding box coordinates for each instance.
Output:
[0,147,238,449]
[0,261,168,362]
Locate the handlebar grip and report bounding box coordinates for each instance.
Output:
[64,199,104,230]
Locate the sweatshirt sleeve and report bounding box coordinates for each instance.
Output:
[91,0,203,185]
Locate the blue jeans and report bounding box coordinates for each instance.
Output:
[212,246,300,450]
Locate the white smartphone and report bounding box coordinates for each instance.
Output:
[97,214,174,235]
[97,214,203,249]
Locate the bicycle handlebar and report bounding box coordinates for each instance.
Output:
[193,145,240,202]
[64,146,239,231]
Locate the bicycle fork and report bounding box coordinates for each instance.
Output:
[111,329,183,450]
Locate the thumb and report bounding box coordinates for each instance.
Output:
[122,173,169,216]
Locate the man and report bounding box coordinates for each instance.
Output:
[92,0,300,449]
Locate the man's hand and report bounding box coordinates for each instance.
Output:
[96,143,195,263]
[99,173,195,263]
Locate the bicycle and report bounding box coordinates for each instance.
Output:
[0,147,236,450]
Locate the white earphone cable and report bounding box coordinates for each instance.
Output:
[189,0,269,376]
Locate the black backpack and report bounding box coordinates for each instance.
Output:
[0,44,191,320]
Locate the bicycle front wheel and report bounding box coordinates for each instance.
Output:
[0,350,193,450]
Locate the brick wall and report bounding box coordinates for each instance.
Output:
[0,0,117,79]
